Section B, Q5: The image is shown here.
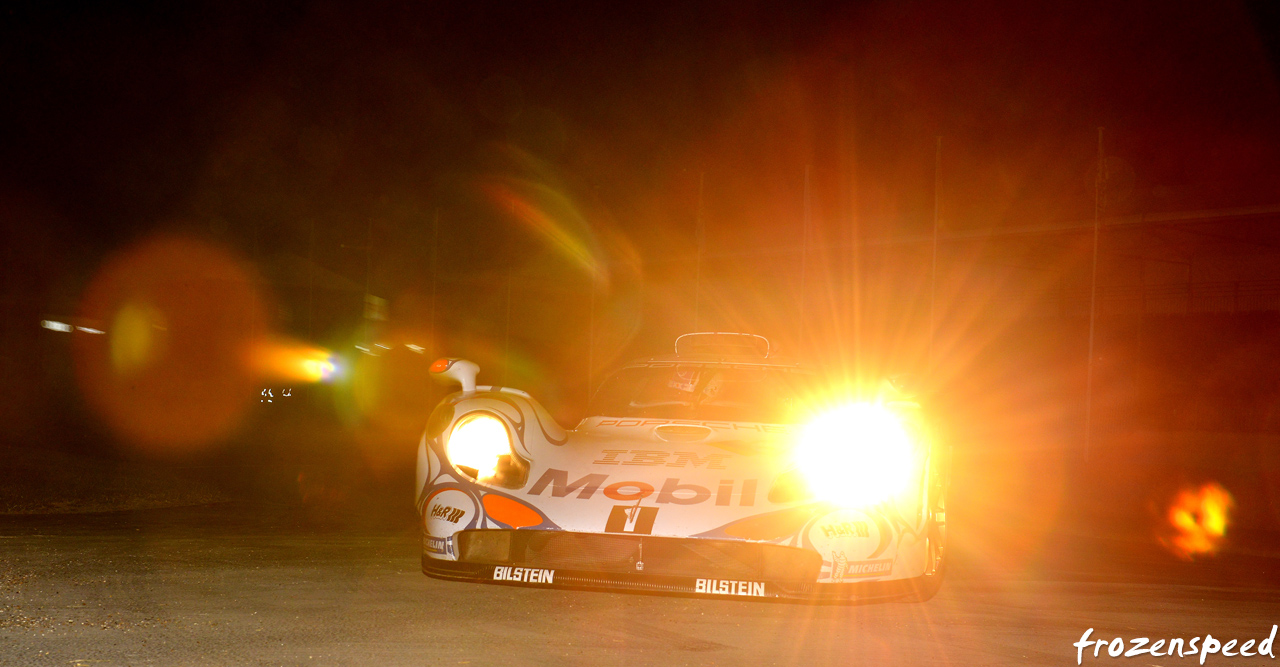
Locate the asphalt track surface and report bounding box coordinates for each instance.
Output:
[2,504,1279,667]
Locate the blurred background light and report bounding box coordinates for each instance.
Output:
[251,338,337,384]
[1161,482,1234,560]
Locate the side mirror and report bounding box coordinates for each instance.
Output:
[430,358,480,394]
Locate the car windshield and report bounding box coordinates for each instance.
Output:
[590,364,822,424]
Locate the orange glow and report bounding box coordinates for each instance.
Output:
[1161,482,1234,560]
[340,325,443,475]
[73,236,268,452]
[251,339,336,383]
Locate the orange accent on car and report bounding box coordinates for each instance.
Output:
[482,494,542,528]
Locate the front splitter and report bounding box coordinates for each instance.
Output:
[423,555,939,603]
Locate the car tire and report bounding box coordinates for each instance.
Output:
[900,512,947,602]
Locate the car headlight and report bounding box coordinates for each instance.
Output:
[791,402,918,508]
[446,412,528,488]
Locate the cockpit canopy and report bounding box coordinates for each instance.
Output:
[590,362,821,424]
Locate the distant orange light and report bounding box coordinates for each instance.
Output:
[251,339,336,383]
[1161,482,1233,560]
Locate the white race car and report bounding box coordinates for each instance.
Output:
[416,333,947,601]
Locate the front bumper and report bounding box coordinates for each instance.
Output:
[422,529,937,601]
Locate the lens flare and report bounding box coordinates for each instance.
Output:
[793,402,917,508]
[480,176,606,284]
[1161,482,1234,560]
[110,301,168,376]
[73,236,268,451]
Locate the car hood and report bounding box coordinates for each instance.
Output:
[508,416,806,538]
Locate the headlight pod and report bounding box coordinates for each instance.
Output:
[445,412,528,489]
[791,402,918,508]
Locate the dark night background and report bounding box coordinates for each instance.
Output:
[3,0,1280,562]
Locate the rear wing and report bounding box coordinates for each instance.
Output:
[674,332,771,359]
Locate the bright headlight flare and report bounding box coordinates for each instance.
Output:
[793,402,918,508]
[446,413,514,482]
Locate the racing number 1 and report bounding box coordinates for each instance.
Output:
[605,505,658,534]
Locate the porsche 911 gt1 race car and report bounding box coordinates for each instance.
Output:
[416,332,947,601]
